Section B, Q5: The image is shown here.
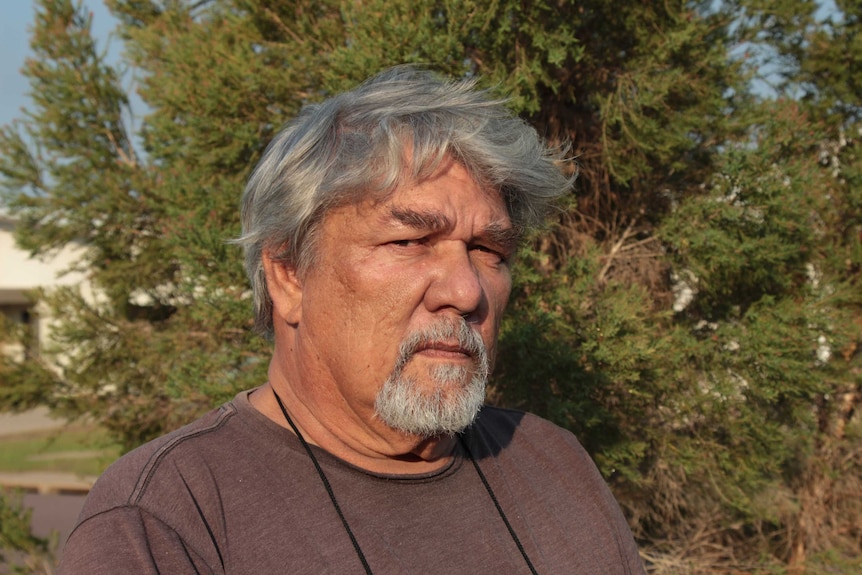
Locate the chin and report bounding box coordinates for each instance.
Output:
[374,372,486,438]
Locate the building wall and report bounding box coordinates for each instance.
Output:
[0,215,92,359]
[0,216,89,288]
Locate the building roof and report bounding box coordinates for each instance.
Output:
[0,289,33,306]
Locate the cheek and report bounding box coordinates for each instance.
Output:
[333,262,422,352]
[481,272,512,345]
[355,257,430,311]
[488,269,512,314]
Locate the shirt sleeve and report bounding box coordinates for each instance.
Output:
[58,505,218,575]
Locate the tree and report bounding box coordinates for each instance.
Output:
[0,308,57,411]
[722,1,862,568]
[1,0,860,572]
[0,489,55,574]
[1,0,272,451]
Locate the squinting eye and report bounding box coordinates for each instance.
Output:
[389,238,427,248]
[471,245,507,264]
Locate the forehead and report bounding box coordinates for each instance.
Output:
[366,160,509,222]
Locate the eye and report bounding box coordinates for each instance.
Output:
[470,244,508,264]
[388,237,428,248]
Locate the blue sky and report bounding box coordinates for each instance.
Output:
[1,1,117,129]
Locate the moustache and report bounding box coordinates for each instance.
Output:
[394,320,487,371]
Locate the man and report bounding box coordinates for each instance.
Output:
[59,67,645,574]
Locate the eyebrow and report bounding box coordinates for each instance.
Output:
[483,221,521,254]
[388,207,520,253]
[389,207,452,233]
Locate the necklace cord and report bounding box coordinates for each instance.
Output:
[459,435,540,575]
[272,388,538,575]
[272,389,373,575]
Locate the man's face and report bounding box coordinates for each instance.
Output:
[282,159,515,437]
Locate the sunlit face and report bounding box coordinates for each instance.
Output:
[284,159,515,437]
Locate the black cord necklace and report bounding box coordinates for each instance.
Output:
[273,390,373,575]
[272,388,539,575]
[458,435,540,575]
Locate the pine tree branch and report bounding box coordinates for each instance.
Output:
[597,217,638,284]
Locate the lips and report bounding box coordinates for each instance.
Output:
[415,341,473,357]
[393,319,487,373]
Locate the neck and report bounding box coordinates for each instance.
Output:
[250,377,458,475]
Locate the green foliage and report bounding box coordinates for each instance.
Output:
[660,102,823,317]
[0,490,55,574]
[495,241,671,482]
[0,312,58,412]
[1,0,861,572]
[1,0,273,449]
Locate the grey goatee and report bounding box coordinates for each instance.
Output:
[374,320,489,437]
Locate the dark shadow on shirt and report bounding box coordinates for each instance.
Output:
[461,406,525,460]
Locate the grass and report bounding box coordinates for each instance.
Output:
[0,424,121,477]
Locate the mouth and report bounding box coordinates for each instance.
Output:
[414,341,474,360]
[393,320,488,374]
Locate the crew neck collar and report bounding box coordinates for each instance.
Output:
[232,388,466,482]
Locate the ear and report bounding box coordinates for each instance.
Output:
[262,250,303,326]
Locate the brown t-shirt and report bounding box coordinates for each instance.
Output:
[59,391,645,574]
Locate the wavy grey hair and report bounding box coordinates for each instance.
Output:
[235,66,573,338]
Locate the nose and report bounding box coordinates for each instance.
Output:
[424,243,484,318]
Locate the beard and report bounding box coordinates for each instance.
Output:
[374,320,490,438]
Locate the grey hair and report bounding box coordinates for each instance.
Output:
[235,66,573,338]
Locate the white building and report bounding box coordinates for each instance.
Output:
[0,214,90,359]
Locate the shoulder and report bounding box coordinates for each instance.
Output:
[470,407,645,572]
[474,405,572,435]
[78,399,241,521]
[59,504,216,575]
[469,406,612,508]
[63,391,283,573]
[471,405,591,461]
